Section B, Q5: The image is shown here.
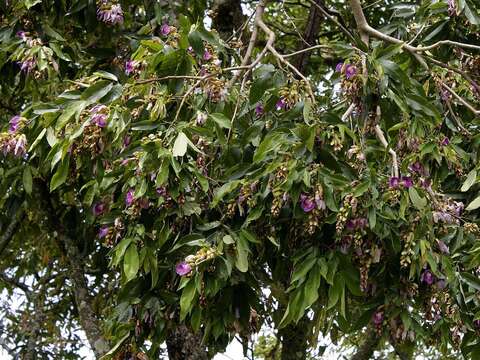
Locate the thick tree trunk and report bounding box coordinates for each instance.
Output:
[278,316,309,360]
[210,0,245,40]
[296,0,323,73]
[61,234,109,358]
[166,324,208,360]
[350,328,380,360]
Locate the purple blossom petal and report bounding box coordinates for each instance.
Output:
[255,103,264,117]
[126,189,135,206]
[402,176,413,188]
[98,226,109,239]
[275,98,286,111]
[93,202,106,216]
[421,269,435,286]
[440,137,450,146]
[161,23,171,36]
[300,194,315,212]
[372,311,384,326]
[345,64,357,79]
[389,176,400,188]
[125,60,136,75]
[9,115,21,133]
[175,261,192,276]
[335,62,344,72]
[437,240,450,254]
[203,50,212,61]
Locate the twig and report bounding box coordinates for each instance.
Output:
[440,81,480,116]
[283,44,330,58]
[374,106,399,178]
[341,103,355,121]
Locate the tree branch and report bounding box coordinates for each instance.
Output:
[0,210,24,257]
[374,106,399,178]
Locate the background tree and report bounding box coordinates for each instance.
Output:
[1,0,480,359]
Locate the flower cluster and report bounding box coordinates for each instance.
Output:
[433,200,463,225]
[175,247,219,276]
[0,115,27,157]
[97,1,124,25]
[336,62,357,80]
[90,104,109,127]
[388,176,413,189]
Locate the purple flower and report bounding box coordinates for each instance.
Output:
[345,64,357,79]
[16,31,27,41]
[346,217,368,231]
[93,202,106,216]
[315,194,326,210]
[98,226,109,239]
[402,176,413,188]
[175,261,192,276]
[161,23,171,36]
[409,161,424,175]
[20,58,36,73]
[420,178,431,189]
[125,189,135,206]
[255,103,264,117]
[389,176,400,188]
[203,50,212,61]
[372,311,384,326]
[156,186,167,197]
[335,62,344,72]
[9,115,21,133]
[275,98,286,111]
[97,2,124,25]
[123,135,131,148]
[437,240,450,254]
[92,113,107,127]
[440,137,450,146]
[299,194,315,212]
[125,60,136,75]
[421,269,435,286]
[474,319,480,329]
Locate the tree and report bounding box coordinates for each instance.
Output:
[1,0,480,359]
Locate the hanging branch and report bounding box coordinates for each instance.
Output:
[373,106,399,178]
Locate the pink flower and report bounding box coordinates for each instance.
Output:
[299,194,315,212]
[161,23,171,36]
[125,189,135,206]
[175,261,192,276]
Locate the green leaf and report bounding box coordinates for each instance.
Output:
[461,169,477,192]
[460,272,480,291]
[466,195,480,211]
[211,180,241,207]
[23,166,33,195]
[50,157,70,192]
[253,133,285,163]
[81,81,113,104]
[408,187,427,210]
[180,279,196,320]
[123,244,140,283]
[172,132,189,157]
[291,255,317,284]
[303,265,321,308]
[188,29,205,56]
[209,113,231,129]
[235,233,249,272]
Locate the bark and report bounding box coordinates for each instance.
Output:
[350,328,380,360]
[36,181,109,358]
[61,233,109,357]
[0,210,24,256]
[278,315,309,360]
[210,0,245,40]
[296,0,323,73]
[166,324,208,360]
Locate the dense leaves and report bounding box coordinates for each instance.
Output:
[1,0,480,359]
